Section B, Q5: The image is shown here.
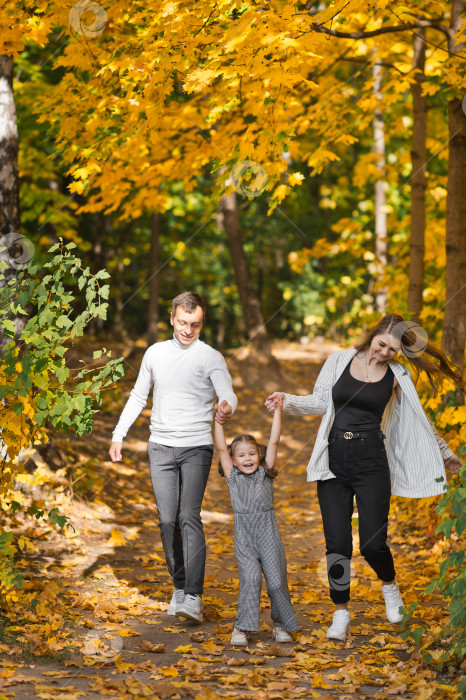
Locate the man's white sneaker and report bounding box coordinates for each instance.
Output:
[326,609,351,641]
[176,594,203,623]
[271,626,294,643]
[230,627,248,646]
[382,581,404,623]
[167,588,185,616]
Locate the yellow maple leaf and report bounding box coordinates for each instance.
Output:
[107,529,126,546]
[160,666,178,677]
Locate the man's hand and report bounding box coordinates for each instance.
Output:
[444,455,462,474]
[109,441,123,462]
[215,400,232,425]
[265,392,285,413]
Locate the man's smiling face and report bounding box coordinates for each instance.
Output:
[170,305,204,346]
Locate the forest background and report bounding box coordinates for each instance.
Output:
[0,0,465,696]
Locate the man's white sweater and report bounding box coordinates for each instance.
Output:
[112,336,237,447]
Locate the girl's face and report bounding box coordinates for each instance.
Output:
[370,333,401,362]
[232,441,260,475]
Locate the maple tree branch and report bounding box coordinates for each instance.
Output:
[192,3,220,38]
[386,6,466,58]
[309,17,466,60]
[311,20,452,41]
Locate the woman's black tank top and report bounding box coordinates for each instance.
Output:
[332,358,394,431]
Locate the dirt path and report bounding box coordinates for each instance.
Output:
[0,342,460,699]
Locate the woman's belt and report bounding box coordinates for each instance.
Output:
[330,428,385,440]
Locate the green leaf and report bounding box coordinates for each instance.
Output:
[56,315,73,329]
[411,626,425,645]
[2,319,16,336]
[56,365,69,384]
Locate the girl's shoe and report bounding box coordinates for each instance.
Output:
[230,627,248,646]
[167,588,184,616]
[382,582,404,623]
[326,610,351,641]
[271,626,294,643]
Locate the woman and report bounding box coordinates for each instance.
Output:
[265,314,463,641]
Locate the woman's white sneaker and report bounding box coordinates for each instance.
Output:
[382,582,404,623]
[167,588,184,616]
[176,594,203,623]
[230,627,248,646]
[326,610,351,641]
[271,626,294,643]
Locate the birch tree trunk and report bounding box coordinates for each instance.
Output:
[0,56,19,238]
[218,192,274,361]
[408,29,427,322]
[442,0,466,392]
[373,58,388,313]
[0,56,21,350]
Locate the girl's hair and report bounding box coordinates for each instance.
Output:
[218,434,279,479]
[354,313,464,396]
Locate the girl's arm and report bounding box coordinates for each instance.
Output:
[214,420,234,479]
[265,397,282,469]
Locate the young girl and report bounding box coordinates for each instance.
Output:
[215,398,299,646]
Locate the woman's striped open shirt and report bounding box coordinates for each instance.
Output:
[283,348,454,498]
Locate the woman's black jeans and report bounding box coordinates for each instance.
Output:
[317,431,396,604]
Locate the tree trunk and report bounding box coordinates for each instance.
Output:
[408,29,427,322]
[218,192,274,361]
[442,0,466,396]
[0,56,19,238]
[87,213,105,337]
[0,55,21,351]
[373,58,388,313]
[114,226,128,339]
[147,212,161,346]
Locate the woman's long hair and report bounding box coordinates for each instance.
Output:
[218,434,279,479]
[354,313,464,395]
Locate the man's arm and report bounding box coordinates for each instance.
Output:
[109,350,153,461]
[209,356,238,423]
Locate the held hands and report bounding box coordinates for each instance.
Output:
[215,400,233,425]
[109,441,123,462]
[444,455,462,474]
[264,392,284,414]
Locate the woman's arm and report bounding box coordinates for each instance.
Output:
[394,376,461,472]
[265,352,336,416]
[265,397,282,469]
[214,420,234,479]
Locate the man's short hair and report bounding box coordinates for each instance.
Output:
[171,292,206,321]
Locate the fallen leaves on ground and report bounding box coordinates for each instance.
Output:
[0,342,462,699]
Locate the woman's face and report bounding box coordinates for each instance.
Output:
[370,333,401,362]
[232,441,260,475]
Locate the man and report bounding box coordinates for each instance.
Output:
[109,292,237,622]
